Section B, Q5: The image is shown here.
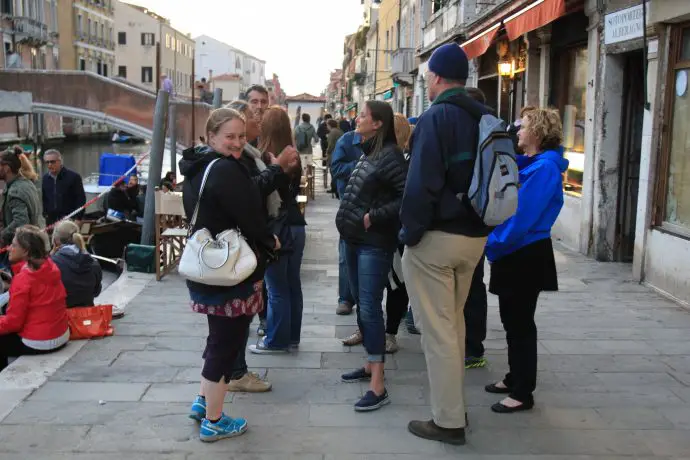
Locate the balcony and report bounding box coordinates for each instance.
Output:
[391,48,415,83]
[421,0,463,51]
[12,17,49,47]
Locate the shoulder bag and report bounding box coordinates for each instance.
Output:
[178,158,258,286]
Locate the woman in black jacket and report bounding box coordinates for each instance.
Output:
[335,100,408,412]
[180,108,279,443]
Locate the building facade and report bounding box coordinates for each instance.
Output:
[209,73,241,103]
[194,34,265,96]
[286,93,326,130]
[0,0,62,142]
[114,1,194,98]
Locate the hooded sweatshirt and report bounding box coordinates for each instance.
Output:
[485,147,569,262]
[51,244,103,307]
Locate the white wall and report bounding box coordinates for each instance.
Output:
[195,34,265,90]
[287,101,324,129]
[114,1,159,90]
[552,194,583,252]
[644,230,690,305]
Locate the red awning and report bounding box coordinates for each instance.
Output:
[504,0,566,40]
[461,24,500,60]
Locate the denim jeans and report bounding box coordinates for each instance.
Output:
[338,238,355,305]
[264,226,306,349]
[345,242,392,362]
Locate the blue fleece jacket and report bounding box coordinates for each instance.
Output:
[485,147,569,262]
[330,131,362,198]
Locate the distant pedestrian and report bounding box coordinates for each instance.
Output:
[317,114,333,163]
[41,149,86,226]
[160,73,174,98]
[325,119,343,190]
[484,108,568,414]
[339,117,352,133]
[294,113,319,168]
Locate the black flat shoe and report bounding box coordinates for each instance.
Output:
[408,420,465,445]
[491,400,534,413]
[484,382,511,394]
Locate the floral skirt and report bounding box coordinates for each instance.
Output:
[191,280,264,317]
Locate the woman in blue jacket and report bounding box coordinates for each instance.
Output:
[484,108,569,414]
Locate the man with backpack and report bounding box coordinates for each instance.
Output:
[294,113,320,169]
[400,43,518,445]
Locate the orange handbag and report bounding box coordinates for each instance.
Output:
[67,304,115,340]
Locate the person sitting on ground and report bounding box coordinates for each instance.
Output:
[50,220,102,309]
[0,225,68,373]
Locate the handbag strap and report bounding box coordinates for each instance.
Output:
[189,158,221,230]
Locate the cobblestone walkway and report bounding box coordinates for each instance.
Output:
[2,183,690,459]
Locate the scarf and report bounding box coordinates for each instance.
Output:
[243,143,282,218]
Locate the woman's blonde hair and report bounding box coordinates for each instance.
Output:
[52,220,86,251]
[393,113,411,150]
[205,107,245,138]
[522,108,563,151]
[14,225,50,270]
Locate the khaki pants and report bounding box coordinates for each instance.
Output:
[402,230,487,428]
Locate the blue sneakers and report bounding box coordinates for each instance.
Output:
[200,413,248,442]
[355,390,390,412]
[341,367,372,383]
[189,395,206,422]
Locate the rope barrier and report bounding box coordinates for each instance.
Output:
[0,152,151,254]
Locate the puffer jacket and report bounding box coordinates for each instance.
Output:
[336,140,408,251]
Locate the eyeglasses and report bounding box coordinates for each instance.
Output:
[44,160,58,165]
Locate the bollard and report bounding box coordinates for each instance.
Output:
[169,102,177,177]
[212,88,223,109]
[141,89,170,246]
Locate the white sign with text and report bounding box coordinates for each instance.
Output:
[605,2,650,45]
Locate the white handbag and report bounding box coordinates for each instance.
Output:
[178,158,258,286]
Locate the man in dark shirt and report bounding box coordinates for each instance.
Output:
[41,149,86,225]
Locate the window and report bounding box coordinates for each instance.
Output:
[141,66,153,83]
[100,24,104,40]
[79,57,86,71]
[235,57,241,69]
[87,18,91,37]
[77,14,82,35]
[118,65,127,78]
[103,63,108,77]
[165,33,170,48]
[141,33,154,46]
[552,45,588,195]
[1,0,12,15]
[658,24,690,233]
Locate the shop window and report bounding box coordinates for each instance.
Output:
[658,24,690,233]
[552,45,588,195]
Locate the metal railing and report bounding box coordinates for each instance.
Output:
[12,16,49,45]
[391,48,415,77]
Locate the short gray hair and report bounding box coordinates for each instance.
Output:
[44,149,62,160]
[225,100,249,116]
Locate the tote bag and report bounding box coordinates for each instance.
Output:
[178,159,258,286]
[67,304,114,340]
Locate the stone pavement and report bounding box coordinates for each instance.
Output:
[2,185,690,460]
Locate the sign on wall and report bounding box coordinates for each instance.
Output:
[605,2,650,45]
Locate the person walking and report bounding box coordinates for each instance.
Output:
[330,130,362,318]
[181,108,280,442]
[249,107,306,354]
[317,114,333,163]
[41,149,87,225]
[400,44,491,445]
[324,119,344,191]
[294,113,319,168]
[484,108,568,413]
[336,100,407,412]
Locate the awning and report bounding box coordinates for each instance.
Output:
[346,102,358,111]
[504,0,566,41]
[460,23,501,60]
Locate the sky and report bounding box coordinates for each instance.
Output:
[127,0,364,96]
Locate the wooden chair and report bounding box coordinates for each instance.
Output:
[306,164,315,201]
[155,189,187,281]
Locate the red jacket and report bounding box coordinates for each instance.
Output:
[0,259,68,340]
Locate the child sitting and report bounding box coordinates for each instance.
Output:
[0,225,68,372]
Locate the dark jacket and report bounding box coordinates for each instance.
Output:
[330,131,362,198]
[1,176,43,245]
[179,146,275,302]
[336,139,408,251]
[238,146,288,205]
[326,128,344,163]
[42,167,86,224]
[51,244,102,307]
[339,120,352,133]
[317,121,330,155]
[399,87,490,247]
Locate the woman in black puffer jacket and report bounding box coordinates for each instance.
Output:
[335,100,407,412]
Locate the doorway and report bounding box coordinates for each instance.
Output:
[615,49,644,262]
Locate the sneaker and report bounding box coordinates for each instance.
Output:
[199,413,248,442]
[336,302,354,315]
[112,304,125,319]
[227,372,272,392]
[465,356,487,369]
[257,318,267,337]
[408,419,465,445]
[341,367,371,383]
[188,395,206,422]
[342,329,363,346]
[249,337,289,355]
[385,334,399,354]
[354,390,390,412]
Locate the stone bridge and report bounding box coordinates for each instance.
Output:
[0,70,212,148]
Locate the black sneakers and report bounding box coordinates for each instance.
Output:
[408,419,466,445]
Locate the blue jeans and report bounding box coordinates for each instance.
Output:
[338,238,355,305]
[264,226,306,349]
[345,243,392,362]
